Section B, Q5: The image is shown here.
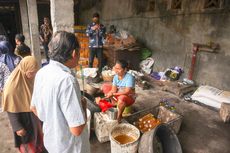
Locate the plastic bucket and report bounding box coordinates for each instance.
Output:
[138,124,182,153]
[110,123,140,153]
[123,106,132,115]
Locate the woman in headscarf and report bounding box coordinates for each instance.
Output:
[1,56,47,153]
[0,40,21,72]
[0,45,10,92]
[0,62,10,92]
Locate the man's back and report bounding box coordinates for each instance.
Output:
[32,60,89,153]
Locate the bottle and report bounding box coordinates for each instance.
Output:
[138,113,154,122]
[159,101,165,106]
[170,106,176,112]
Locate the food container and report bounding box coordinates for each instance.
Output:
[124,105,183,134]
[107,108,118,120]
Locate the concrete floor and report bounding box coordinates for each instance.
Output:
[88,86,230,153]
[0,84,230,153]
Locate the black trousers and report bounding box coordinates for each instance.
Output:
[43,43,49,61]
[89,47,103,73]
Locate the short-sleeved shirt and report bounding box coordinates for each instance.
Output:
[31,60,90,153]
[112,73,135,91]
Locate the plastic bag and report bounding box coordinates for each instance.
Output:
[98,99,114,112]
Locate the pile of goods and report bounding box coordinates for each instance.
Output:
[159,99,176,112]
[104,27,141,70]
[150,66,183,81]
[133,113,161,133]
[105,30,140,51]
[74,26,98,70]
[101,70,116,82]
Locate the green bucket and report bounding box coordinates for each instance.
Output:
[123,106,132,116]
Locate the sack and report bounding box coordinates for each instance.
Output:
[191,86,230,109]
[86,71,102,83]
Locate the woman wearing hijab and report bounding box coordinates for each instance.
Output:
[1,56,47,153]
[0,62,10,92]
[0,47,10,92]
[0,40,21,72]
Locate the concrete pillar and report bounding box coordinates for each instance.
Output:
[50,0,74,33]
[26,0,41,63]
[19,0,31,48]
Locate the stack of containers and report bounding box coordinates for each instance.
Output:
[74,25,98,70]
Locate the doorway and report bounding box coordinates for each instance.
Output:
[0,1,21,47]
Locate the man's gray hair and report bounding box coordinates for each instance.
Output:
[48,31,79,64]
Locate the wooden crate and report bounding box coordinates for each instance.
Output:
[74,26,87,33]
[103,48,141,70]
[80,43,88,49]
[75,57,98,70]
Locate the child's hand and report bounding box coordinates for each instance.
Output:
[95,97,101,105]
[105,92,113,98]
[16,128,26,137]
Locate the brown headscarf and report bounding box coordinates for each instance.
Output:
[1,56,39,113]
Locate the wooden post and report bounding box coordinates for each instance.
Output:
[27,0,41,65]
[50,0,74,33]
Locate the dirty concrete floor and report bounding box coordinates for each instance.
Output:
[89,86,230,153]
[1,85,230,153]
[0,112,18,153]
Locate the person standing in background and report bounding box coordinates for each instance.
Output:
[86,13,106,73]
[39,17,52,61]
[0,35,8,42]
[0,41,21,72]
[15,34,31,58]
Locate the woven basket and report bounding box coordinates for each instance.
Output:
[102,74,114,82]
[85,84,99,95]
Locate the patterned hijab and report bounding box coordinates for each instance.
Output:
[0,41,21,71]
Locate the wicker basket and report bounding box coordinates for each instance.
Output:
[102,70,115,82]
[102,74,114,82]
[85,83,99,96]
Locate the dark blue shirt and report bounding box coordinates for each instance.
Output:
[86,23,106,48]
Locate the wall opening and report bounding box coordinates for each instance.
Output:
[0,1,21,47]
[171,0,182,10]
[204,0,223,9]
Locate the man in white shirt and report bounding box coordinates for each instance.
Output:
[31,31,90,153]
